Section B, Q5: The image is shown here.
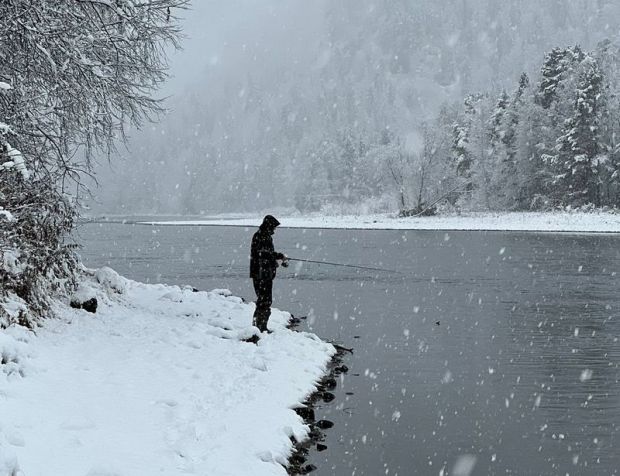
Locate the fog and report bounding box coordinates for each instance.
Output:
[90,0,620,216]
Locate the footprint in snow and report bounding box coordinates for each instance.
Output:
[251,358,268,372]
[6,431,25,447]
[185,340,202,349]
[155,399,179,407]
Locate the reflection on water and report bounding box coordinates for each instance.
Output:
[78,223,620,475]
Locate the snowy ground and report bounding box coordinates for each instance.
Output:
[0,268,334,476]
[141,211,620,233]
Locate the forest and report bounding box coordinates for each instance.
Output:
[394,41,620,214]
[93,0,620,215]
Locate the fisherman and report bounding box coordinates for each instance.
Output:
[250,215,288,333]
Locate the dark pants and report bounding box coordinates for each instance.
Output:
[252,278,273,332]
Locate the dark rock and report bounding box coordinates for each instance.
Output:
[321,392,335,403]
[289,453,307,466]
[242,335,260,345]
[316,443,327,452]
[70,297,98,314]
[320,378,337,390]
[82,298,98,313]
[288,316,302,329]
[334,365,349,374]
[294,407,315,422]
[301,464,317,474]
[315,419,334,430]
[308,427,323,442]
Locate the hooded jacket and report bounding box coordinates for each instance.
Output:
[250,217,283,280]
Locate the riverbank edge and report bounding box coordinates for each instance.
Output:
[0,268,337,476]
[130,211,620,233]
[286,316,351,475]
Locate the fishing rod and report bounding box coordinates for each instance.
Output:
[286,257,399,274]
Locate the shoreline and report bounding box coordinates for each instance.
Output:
[0,268,336,476]
[137,223,620,235]
[285,316,351,475]
[122,211,620,234]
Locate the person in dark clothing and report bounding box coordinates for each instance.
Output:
[250,215,287,332]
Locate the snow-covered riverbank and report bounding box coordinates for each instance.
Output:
[0,268,334,476]
[140,211,620,233]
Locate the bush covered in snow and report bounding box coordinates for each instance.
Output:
[0,169,78,328]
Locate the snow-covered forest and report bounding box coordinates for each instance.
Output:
[93,0,620,214]
[404,42,620,213]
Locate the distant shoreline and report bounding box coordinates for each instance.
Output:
[119,211,620,234]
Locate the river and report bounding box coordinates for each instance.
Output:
[77,222,620,476]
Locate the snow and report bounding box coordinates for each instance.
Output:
[1,249,24,275]
[0,208,15,222]
[141,211,620,233]
[0,268,334,476]
[1,143,29,180]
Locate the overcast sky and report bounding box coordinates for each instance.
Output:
[162,0,326,97]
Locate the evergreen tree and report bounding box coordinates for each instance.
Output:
[489,91,510,148]
[537,46,585,109]
[594,40,620,206]
[555,55,604,206]
[504,73,530,163]
[451,94,485,184]
[486,91,510,208]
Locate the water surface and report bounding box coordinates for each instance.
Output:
[77,223,620,475]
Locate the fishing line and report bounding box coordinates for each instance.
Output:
[287,257,400,274]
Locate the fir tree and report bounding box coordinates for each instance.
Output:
[555,56,604,206]
[486,91,511,208]
[537,46,585,109]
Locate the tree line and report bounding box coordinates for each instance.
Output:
[388,41,620,215]
[93,0,620,215]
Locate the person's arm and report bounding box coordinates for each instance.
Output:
[255,234,281,260]
[256,236,287,265]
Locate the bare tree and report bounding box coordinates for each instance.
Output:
[1,0,188,189]
[1,0,188,325]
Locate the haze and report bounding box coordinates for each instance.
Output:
[91,0,620,215]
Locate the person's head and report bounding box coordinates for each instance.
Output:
[260,215,280,234]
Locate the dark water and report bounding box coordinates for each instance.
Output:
[76,222,620,476]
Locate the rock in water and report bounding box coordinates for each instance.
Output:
[294,406,315,422]
[321,392,335,403]
[315,419,334,430]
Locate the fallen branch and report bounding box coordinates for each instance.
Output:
[403,181,470,218]
[331,343,353,353]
